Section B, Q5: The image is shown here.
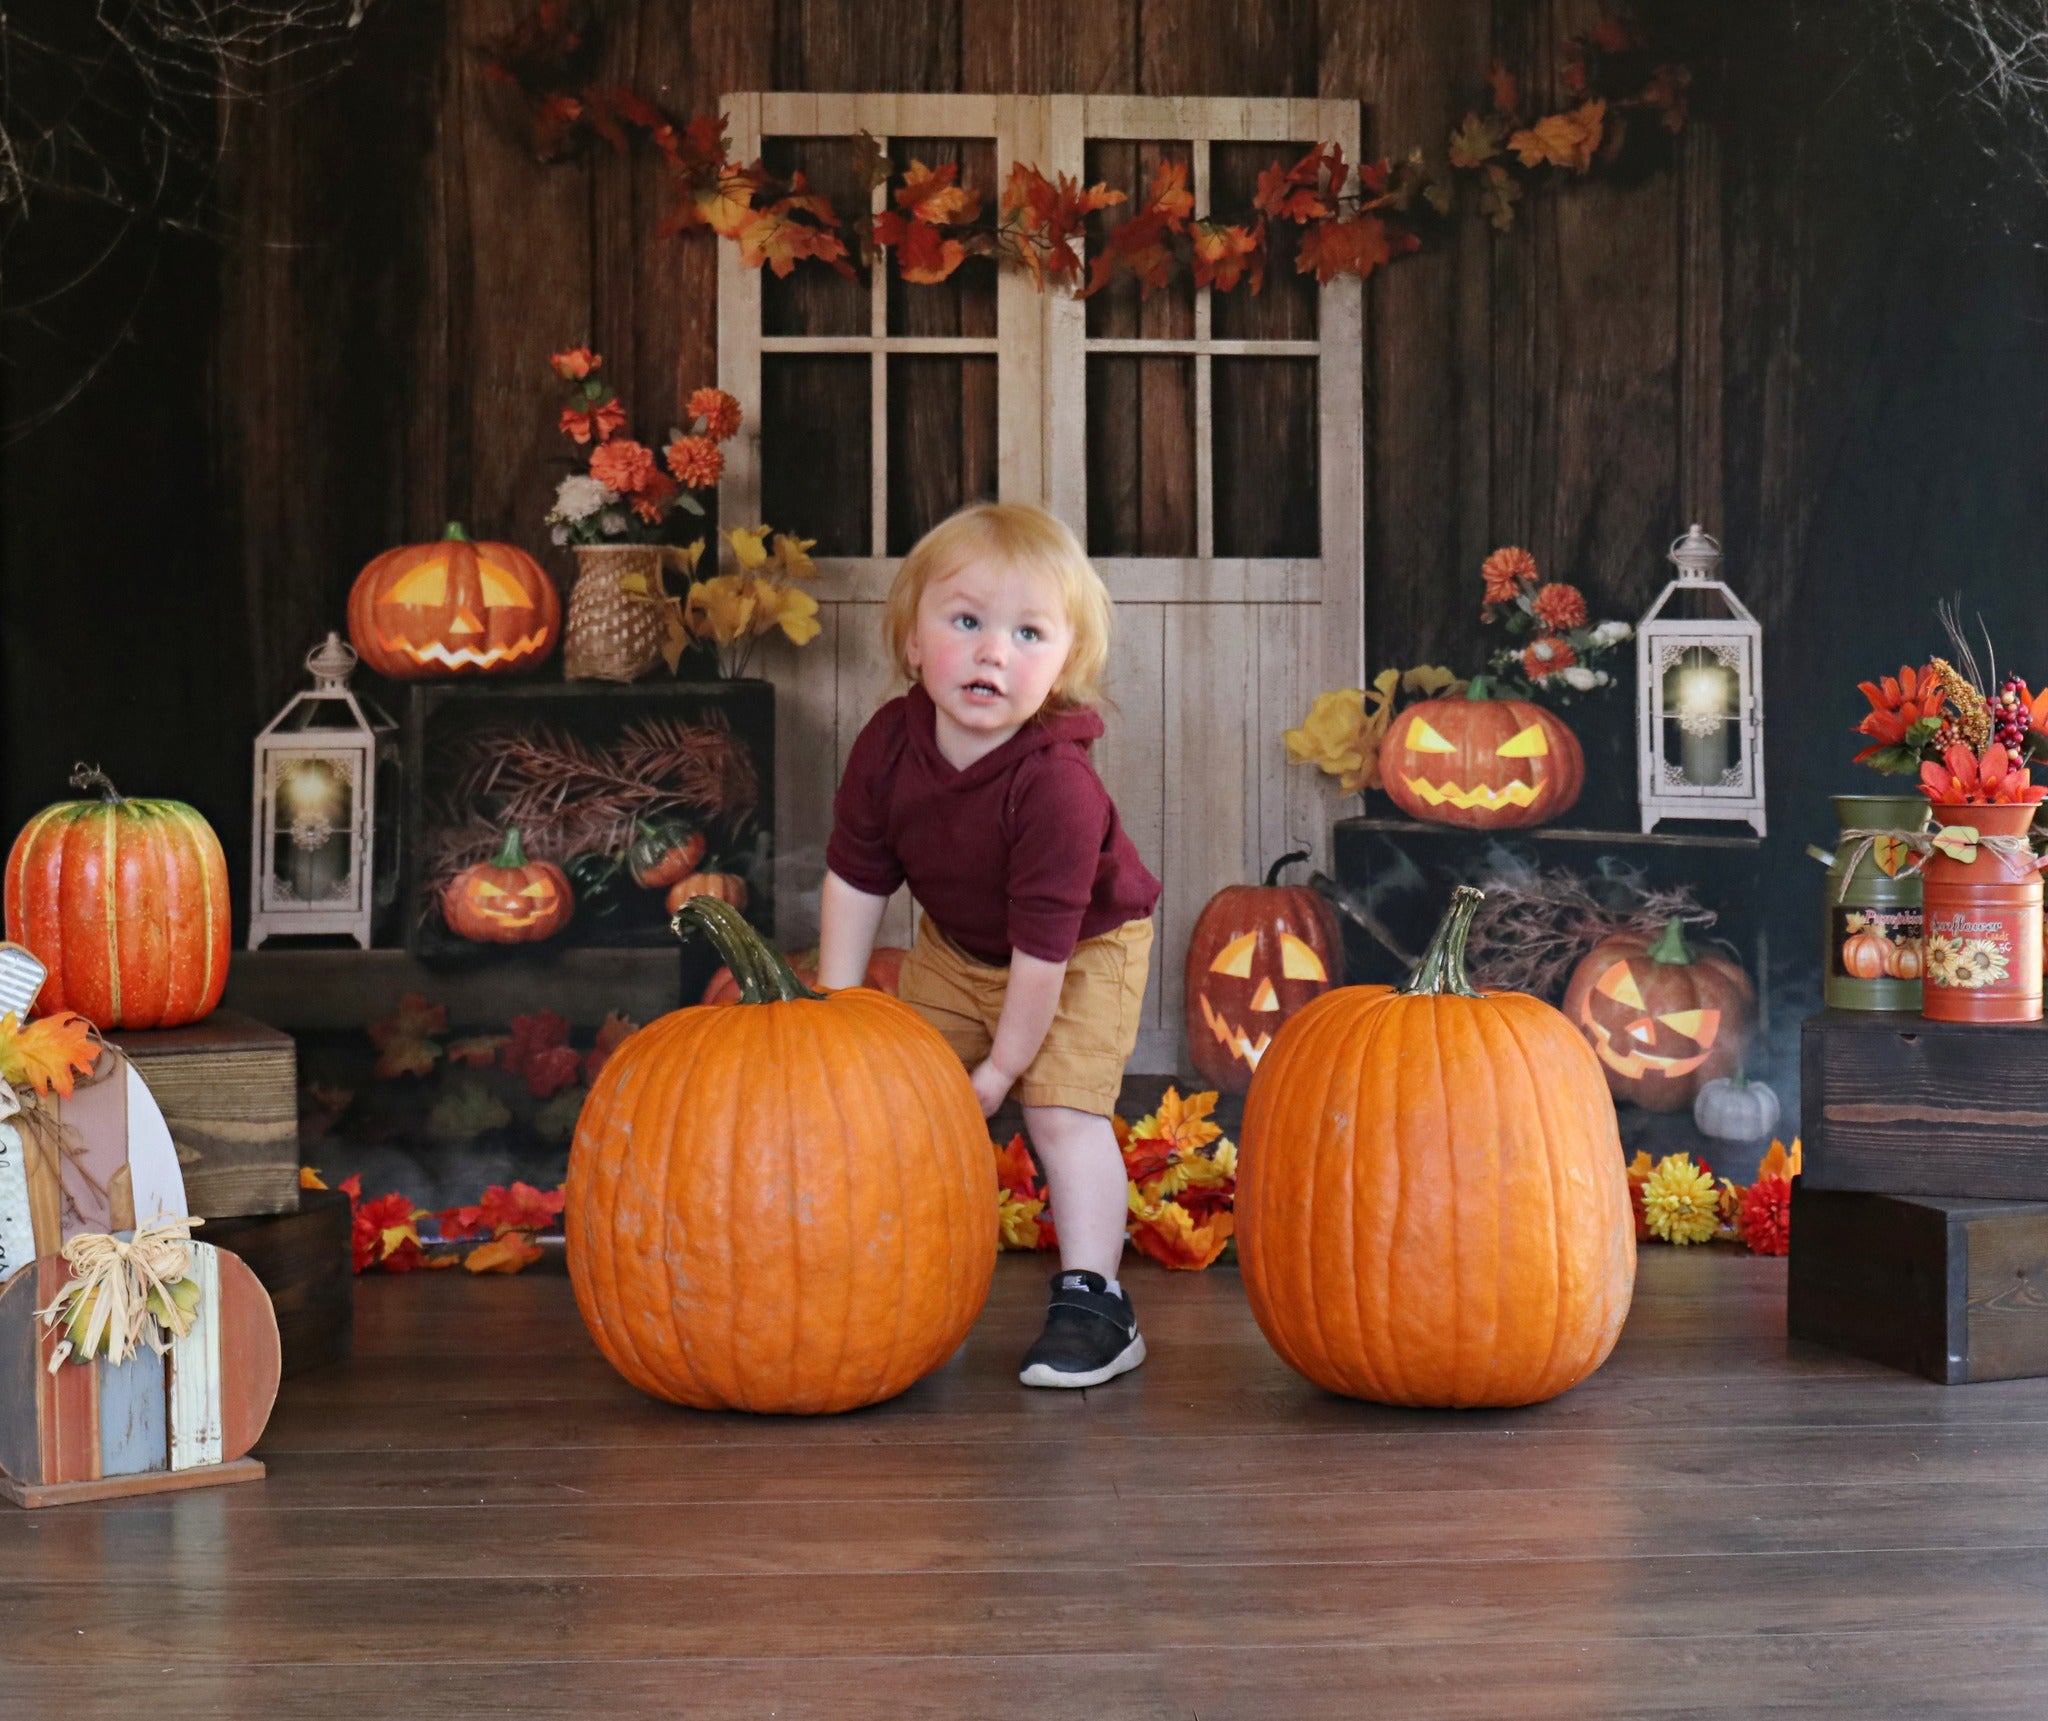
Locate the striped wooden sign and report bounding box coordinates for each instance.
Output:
[0,1241,279,1499]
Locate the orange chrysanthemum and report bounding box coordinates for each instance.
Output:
[1522,637,1577,680]
[1531,581,1588,632]
[589,437,657,495]
[1738,1174,1791,1256]
[1481,545,1539,605]
[550,346,601,380]
[666,434,724,490]
[559,399,627,446]
[628,468,676,522]
[687,387,743,441]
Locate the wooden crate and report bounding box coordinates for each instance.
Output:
[107,1011,299,1219]
[1802,1009,2048,1201]
[1787,1185,2048,1384]
[205,1187,353,1376]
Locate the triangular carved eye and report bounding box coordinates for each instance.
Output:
[1596,962,1646,1010]
[1405,717,1456,753]
[1497,722,1550,758]
[385,559,450,605]
[518,881,555,899]
[478,557,535,609]
[1279,934,1327,982]
[1248,978,1280,1012]
[1210,932,1257,977]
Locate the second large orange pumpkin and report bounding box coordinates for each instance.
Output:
[1237,886,1634,1408]
[348,522,560,678]
[567,899,994,1414]
[1377,692,1583,829]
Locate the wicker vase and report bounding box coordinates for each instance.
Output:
[563,545,665,682]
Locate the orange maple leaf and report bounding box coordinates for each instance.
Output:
[368,994,446,1079]
[1191,221,1264,292]
[896,158,980,227]
[1296,214,1402,284]
[874,211,968,284]
[738,206,854,277]
[1487,60,1521,118]
[1146,158,1195,227]
[0,1010,100,1099]
[445,1035,509,1069]
[465,1233,545,1275]
[1128,1200,1234,1271]
[992,1133,1045,1201]
[1509,100,1607,172]
[583,1011,640,1084]
[1448,112,1506,171]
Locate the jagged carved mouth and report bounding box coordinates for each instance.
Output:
[379,629,550,670]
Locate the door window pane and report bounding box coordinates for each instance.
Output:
[888,355,997,553]
[1083,140,1196,341]
[886,139,998,338]
[1213,357,1318,557]
[1086,354,1197,557]
[760,137,871,338]
[1208,142,1318,341]
[762,354,869,553]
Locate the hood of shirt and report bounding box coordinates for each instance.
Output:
[903,682,1105,791]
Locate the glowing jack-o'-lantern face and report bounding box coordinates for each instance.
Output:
[348,523,561,679]
[441,828,574,944]
[1183,855,1345,1094]
[1561,920,1755,1112]
[1376,695,1585,830]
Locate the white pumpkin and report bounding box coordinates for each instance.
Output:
[1693,1072,1781,1142]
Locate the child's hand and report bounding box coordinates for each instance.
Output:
[970,1057,1015,1118]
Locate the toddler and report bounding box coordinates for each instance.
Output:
[818,502,1161,1388]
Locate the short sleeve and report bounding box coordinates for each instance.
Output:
[1006,753,1111,962]
[824,706,907,897]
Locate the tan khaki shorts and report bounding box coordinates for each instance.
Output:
[896,913,1154,1116]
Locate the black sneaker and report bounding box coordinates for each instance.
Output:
[1017,1269,1146,1389]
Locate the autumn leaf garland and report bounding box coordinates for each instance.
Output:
[480,4,1691,298]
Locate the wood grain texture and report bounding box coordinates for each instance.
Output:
[8,1251,2048,1711]
[204,1184,354,1380]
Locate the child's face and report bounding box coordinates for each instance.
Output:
[907,559,1073,741]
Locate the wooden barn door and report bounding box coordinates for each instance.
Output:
[1043,98,1364,1072]
[720,93,1363,1074]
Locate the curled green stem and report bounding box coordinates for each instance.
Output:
[671,896,823,1003]
[1398,885,1485,999]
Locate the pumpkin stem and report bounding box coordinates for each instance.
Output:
[672,896,823,1003]
[491,827,530,869]
[1263,849,1311,887]
[67,763,122,803]
[442,521,471,542]
[1398,885,1485,999]
[1647,918,1696,966]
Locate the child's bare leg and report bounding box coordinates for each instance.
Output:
[1022,1103,1128,1280]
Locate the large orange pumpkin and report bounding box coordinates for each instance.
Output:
[568,899,994,1413]
[1184,850,1344,1094]
[1237,886,1634,1408]
[1377,691,1584,829]
[1561,918,1754,1112]
[347,522,560,678]
[4,766,231,1030]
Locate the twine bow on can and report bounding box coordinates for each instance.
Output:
[1831,825,2048,902]
[35,1216,204,1374]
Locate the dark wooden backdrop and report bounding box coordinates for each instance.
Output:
[5,0,2048,1002]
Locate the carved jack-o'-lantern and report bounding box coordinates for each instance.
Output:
[442,828,574,943]
[348,523,560,678]
[1184,851,1345,1093]
[1377,693,1585,830]
[1561,919,1754,1112]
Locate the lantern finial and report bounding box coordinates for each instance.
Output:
[308,631,359,691]
[1668,524,1722,583]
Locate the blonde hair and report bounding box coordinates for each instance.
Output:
[883,503,1112,711]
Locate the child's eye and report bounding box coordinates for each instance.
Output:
[1018,626,1041,644]
[952,613,979,631]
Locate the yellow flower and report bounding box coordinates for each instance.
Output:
[1285,670,1400,794]
[723,525,772,570]
[1177,1141,1237,1188]
[1641,1153,1719,1245]
[754,579,821,646]
[684,574,758,646]
[772,533,818,579]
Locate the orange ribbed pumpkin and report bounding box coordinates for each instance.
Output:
[4,766,231,1030]
[1377,691,1584,829]
[567,898,995,1413]
[1238,886,1635,1408]
[347,522,559,678]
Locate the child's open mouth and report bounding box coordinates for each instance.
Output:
[964,680,1003,700]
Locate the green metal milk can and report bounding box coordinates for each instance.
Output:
[1812,792,1930,1011]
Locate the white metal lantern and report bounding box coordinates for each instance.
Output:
[1636,525,1766,837]
[248,633,400,948]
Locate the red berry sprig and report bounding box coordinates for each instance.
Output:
[1994,674,2033,759]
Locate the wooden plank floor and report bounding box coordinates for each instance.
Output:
[5,1250,2048,1718]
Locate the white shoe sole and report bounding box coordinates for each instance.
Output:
[1018,1332,1147,1389]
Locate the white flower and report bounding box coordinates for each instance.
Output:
[599,510,629,536]
[1562,666,1598,691]
[1591,669,1612,687]
[1529,638,1560,664]
[1590,620,1633,647]
[550,524,569,546]
[551,474,614,522]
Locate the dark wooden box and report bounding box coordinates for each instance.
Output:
[1788,1185,2048,1383]
[205,1188,353,1377]
[402,677,775,957]
[108,1010,300,1219]
[1802,1009,2048,1201]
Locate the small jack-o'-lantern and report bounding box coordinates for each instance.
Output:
[1377,692,1584,830]
[443,828,574,943]
[1184,850,1345,1093]
[1561,919,1754,1111]
[348,522,560,678]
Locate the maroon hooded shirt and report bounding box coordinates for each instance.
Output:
[825,684,1161,965]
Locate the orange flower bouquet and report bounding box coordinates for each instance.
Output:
[1477,544,1631,701]
[544,347,740,548]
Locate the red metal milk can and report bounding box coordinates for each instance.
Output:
[1920,802,2043,1023]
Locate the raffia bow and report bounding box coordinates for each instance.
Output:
[1832,825,2048,902]
[36,1216,204,1374]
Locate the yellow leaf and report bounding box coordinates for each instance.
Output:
[1509,100,1606,172]
[1400,664,1467,698]
[300,1167,328,1191]
[0,1010,101,1099]
[697,175,755,239]
[465,1233,545,1275]
[685,574,757,647]
[724,525,771,570]
[758,581,821,646]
